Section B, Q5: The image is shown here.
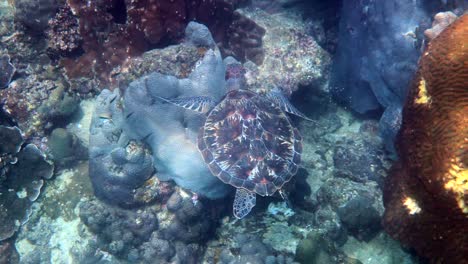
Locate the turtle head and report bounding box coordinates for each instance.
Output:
[225,62,247,92]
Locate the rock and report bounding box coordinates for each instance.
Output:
[48,128,74,161]
[317,177,383,241]
[14,0,58,32]
[0,54,15,89]
[337,196,381,241]
[240,8,331,96]
[0,125,23,155]
[333,138,387,185]
[295,232,332,264]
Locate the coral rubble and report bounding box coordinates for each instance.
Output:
[383,14,468,262]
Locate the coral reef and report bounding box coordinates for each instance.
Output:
[295,231,334,264]
[328,0,448,155]
[222,11,266,64]
[79,199,159,258]
[0,239,19,264]
[1,0,454,262]
[378,104,402,156]
[206,233,298,264]
[114,42,204,90]
[89,23,240,205]
[55,0,265,89]
[13,161,96,263]
[122,22,229,199]
[239,8,331,95]
[333,137,387,185]
[317,178,383,241]
[250,0,342,54]
[383,14,468,262]
[78,187,221,263]
[0,54,15,89]
[0,125,23,156]
[46,5,83,58]
[13,0,58,32]
[329,0,466,154]
[0,71,79,137]
[0,126,54,241]
[89,89,164,207]
[341,233,417,264]
[0,2,81,139]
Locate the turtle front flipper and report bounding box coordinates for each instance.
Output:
[155,96,216,114]
[233,188,256,219]
[266,89,316,123]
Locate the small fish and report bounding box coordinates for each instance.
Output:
[99,112,112,120]
[191,193,199,206]
[141,132,153,141]
[109,95,117,104]
[126,112,134,119]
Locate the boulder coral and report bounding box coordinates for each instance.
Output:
[383,14,468,262]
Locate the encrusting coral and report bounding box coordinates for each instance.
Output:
[383,14,468,263]
[0,125,54,242]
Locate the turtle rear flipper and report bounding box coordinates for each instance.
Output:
[155,96,216,114]
[267,89,316,123]
[233,188,256,219]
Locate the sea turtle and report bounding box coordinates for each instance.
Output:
[157,65,311,219]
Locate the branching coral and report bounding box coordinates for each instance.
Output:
[383,14,468,262]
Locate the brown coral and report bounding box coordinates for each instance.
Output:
[383,14,468,263]
[56,0,265,90]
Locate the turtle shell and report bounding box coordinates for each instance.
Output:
[197,89,302,196]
